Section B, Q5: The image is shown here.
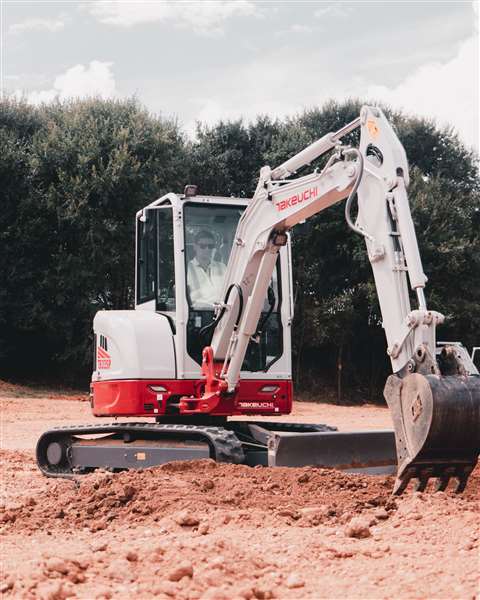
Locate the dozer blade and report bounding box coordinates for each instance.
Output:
[267,429,397,474]
[384,373,480,495]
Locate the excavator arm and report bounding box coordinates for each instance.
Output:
[179,105,479,494]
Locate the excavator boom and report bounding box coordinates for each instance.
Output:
[182,105,479,493]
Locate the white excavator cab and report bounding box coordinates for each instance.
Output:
[134,193,292,381]
[89,193,294,419]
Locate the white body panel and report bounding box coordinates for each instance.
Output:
[92,311,176,381]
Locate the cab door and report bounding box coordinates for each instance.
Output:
[135,204,176,315]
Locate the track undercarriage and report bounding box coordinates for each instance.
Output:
[36,420,398,479]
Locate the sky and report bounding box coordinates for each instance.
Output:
[1,1,479,150]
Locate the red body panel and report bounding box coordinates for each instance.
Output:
[92,379,292,417]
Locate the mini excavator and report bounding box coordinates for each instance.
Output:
[37,106,480,494]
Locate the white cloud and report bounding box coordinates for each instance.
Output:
[182,54,338,137]
[16,61,117,104]
[314,3,352,20]
[8,18,66,35]
[181,31,478,152]
[290,24,312,34]
[366,36,479,150]
[274,23,313,37]
[86,0,258,35]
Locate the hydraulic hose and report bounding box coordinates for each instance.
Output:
[343,148,372,241]
[254,286,275,340]
[199,283,244,340]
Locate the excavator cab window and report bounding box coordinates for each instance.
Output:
[137,211,157,304]
[136,205,175,312]
[183,202,283,370]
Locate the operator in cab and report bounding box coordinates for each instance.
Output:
[187,230,227,309]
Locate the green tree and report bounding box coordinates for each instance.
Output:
[1,96,478,401]
[188,116,281,196]
[0,97,187,383]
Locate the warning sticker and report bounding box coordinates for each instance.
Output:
[367,119,379,138]
[97,346,111,370]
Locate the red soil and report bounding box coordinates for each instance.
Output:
[1,384,478,599]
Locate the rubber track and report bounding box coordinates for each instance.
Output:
[36,422,245,478]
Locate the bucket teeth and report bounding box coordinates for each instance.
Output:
[392,467,415,495]
[453,466,473,494]
[434,467,455,492]
[393,464,476,496]
[413,468,434,493]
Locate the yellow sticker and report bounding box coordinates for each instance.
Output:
[367,119,380,138]
[136,452,146,461]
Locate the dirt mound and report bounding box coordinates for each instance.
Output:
[3,460,479,538]
[2,461,478,599]
[1,460,396,534]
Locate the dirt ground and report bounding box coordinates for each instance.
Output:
[1,383,478,599]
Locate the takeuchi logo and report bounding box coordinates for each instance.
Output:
[275,186,318,211]
[238,402,275,409]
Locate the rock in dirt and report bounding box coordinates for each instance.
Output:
[276,508,300,519]
[198,522,210,535]
[35,580,69,600]
[407,512,423,521]
[0,511,16,523]
[118,484,136,503]
[252,586,274,599]
[126,550,138,562]
[344,517,371,539]
[285,573,305,589]
[0,578,14,593]
[91,541,108,552]
[374,507,389,520]
[105,558,133,582]
[44,557,70,575]
[154,581,178,597]
[175,510,200,527]
[167,562,194,582]
[203,567,224,586]
[235,585,254,599]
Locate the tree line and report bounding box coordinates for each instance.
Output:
[1,97,478,402]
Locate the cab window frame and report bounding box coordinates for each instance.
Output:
[182,201,284,372]
[136,202,175,311]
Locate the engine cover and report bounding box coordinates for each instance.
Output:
[92,310,176,381]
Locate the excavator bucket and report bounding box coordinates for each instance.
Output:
[384,373,480,494]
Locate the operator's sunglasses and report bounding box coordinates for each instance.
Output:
[197,243,215,249]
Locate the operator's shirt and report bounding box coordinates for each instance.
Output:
[187,257,227,309]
